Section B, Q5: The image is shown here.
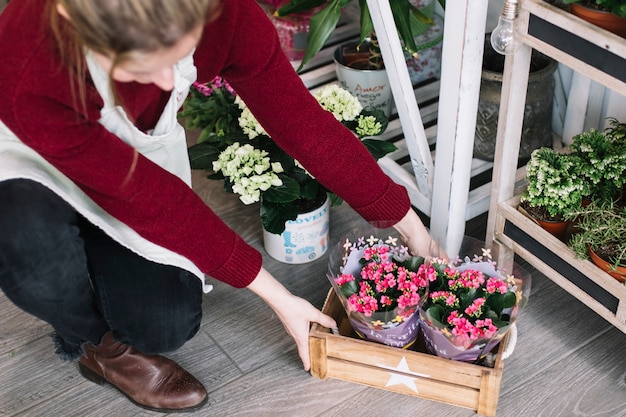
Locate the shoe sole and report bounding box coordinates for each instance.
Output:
[78,362,208,413]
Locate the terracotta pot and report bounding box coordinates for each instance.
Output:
[588,246,626,283]
[570,3,626,38]
[535,218,570,241]
[518,202,571,241]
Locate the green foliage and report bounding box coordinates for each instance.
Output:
[569,122,626,204]
[521,147,585,218]
[182,79,395,234]
[562,0,626,18]
[566,200,626,269]
[276,0,443,71]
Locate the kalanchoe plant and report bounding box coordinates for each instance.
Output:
[180,78,395,234]
[520,147,585,220]
[329,232,429,348]
[419,255,518,348]
[334,240,428,319]
[417,248,529,359]
[569,119,626,204]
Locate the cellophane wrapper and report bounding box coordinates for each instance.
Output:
[419,237,532,362]
[327,226,427,348]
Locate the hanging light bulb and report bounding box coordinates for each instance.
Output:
[490,0,520,55]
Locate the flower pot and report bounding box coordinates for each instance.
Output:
[404,14,444,85]
[535,218,570,241]
[418,239,532,362]
[518,201,570,241]
[326,225,429,348]
[334,42,393,117]
[349,311,421,349]
[267,11,312,61]
[262,197,330,264]
[474,36,557,161]
[570,3,626,38]
[419,313,508,362]
[588,246,626,283]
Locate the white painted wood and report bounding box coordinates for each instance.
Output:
[430,0,489,255]
[562,71,591,145]
[602,88,626,126]
[583,81,606,131]
[366,0,433,198]
[551,65,567,137]
[485,37,533,245]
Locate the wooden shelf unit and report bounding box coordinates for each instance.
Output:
[486,0,626,333]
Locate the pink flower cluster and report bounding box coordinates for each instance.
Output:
[335,245,428,319]
[446,312,498,349]
[419,259,514,347]
[192,77,236,97]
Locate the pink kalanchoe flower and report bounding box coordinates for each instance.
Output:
[193,81,213,97]
[486,276,508,294]
[464,297,486,317]
[418,263,438,282]
[334,273,355,286]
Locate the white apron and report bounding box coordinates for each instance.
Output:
[0,50,213,293]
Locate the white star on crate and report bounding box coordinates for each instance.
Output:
[377,357,430,393]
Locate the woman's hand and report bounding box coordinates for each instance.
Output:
[246,268,337,371]
[393,209,448,260]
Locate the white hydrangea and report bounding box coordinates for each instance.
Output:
[313,84,362,122]
[213,143,283,204]
[235,96,268,139]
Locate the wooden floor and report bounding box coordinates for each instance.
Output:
[1,168,625,417]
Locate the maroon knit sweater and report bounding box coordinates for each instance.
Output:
[0,0,410,288]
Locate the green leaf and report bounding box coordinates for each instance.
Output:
[501,291,517,309]
[358,0,373,43]
[260,201,300,234]
[299,180,320,201]
[328,192,343,206]
[297,0,346,70]
[262,175,301,203]
[340,279,359,297]
[426,305,445,324]
[277,0,327,16]
[390,0,417,54]
[187,143,221,170]
[402,255,426,271]
[362,139,397,160]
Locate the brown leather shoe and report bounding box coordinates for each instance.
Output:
[78,332,207,412]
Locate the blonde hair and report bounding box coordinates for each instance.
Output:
[49,0,221,112]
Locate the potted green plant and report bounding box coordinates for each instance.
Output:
[569,119,626,205]
[519,147,585,239]
[276,0,442,116]
[566,200,626,283]
[276,0,442,71]
[561,0,626,37]
[179,78,395,262]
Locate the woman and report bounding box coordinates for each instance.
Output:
[0,0,444,412]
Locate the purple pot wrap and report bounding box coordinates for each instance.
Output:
[349,311,420,348]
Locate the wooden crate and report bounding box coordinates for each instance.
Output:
[309,289,508,417]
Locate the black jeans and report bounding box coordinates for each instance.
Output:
[0,179,202,360]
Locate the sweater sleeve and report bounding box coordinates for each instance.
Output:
[195,0,411,227]
[0,0,262,288]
